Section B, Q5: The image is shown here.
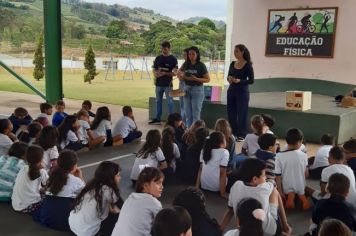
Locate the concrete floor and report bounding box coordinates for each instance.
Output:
[0,91,321,236]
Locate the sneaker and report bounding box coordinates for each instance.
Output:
[148,118,161,124]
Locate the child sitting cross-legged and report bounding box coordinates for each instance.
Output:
[58,115,87,152]
[241,115,266,158]
[275,128,310,210]
[196,131,229,199]
[112,106,142,144]
[310,173,356,235]
[220,158,291,235]
[308,134,334,179]
[306,146,356,205]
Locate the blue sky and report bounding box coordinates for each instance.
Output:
[84,0,227,21]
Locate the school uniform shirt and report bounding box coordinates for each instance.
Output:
[52,112,68,127]
[92,119,111,143]
[12,165,48,211]
[111,192,162,236]
[321,164,356,205]
[130,148,166,181]
[0,133,13,157]
[47,174,85,198]
[68,185,118,236]
[255,149,276,185]
[60,130,78,150]
[275,149,308,195]
[282,143,307,154]
[78,120,90,144]
[228,181,277,236]
[171,143,180,171]
[199,148,229,192]
[184,61,208,86]
[310,145,332,169]
[112,116,136,139]
[0,156,26,201]
[42,146,59,172]
[153,54,178,87]
[242,133,260,158]
[36,113,50,127]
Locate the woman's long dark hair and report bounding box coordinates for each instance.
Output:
[137,129,161,159]
[202,131,225,164]
[161,126,175,166]
[27,145,44,180]
[173,187,221,235]
[237,198,264,236]
[58,115,77,143]
[91,106,111,130]
[235,44,252,64]
[187,46,201,66]
[47,150,78,195]
[73,161,120,218]
[38,126,58,150]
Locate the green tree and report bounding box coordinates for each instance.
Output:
[33,36,44,81]
[198,18,216,31]
[106,20,128,39]
[84,44,98,84]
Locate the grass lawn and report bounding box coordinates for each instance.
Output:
[0,67,225,108]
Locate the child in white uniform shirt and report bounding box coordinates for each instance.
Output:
[220,158,291,235]
[224,198,266,236]
[242,115,266,158]
[58,115,86,152]
[36,102,53,127]
[275,128,310,210]
[130,129,168,181]
[308,134,334,179]
[0,119,15,157]
[40,150,85,231]
[91,106,122,146]
[69,161,122,236]
[12,145,48,217]
[112,106,142,144]
[306,146,356,205]
[38,126,59,172]
[196,131,229,198]
[112,167,164,236]
[77,110,105,149]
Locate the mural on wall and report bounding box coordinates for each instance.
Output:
[266,7,338,58]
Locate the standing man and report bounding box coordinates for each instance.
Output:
[149,41,178,124]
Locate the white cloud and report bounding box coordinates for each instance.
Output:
[83,0,227,21]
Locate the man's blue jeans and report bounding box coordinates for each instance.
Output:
[155,86,173,120]
[184,85,205,127]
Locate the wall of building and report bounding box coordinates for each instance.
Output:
[225,0,356,85]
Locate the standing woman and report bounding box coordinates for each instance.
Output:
[182,47,210,127]
[177,48,190,125]
[227,44,254,140]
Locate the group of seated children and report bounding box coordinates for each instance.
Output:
[1,101,356,236]
[0,100,143,156]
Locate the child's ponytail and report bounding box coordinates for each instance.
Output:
[47,150,78,195]
[251,115,265,136]
[27,145,44,180]
[237,198,264,236]
[202,132,225,164]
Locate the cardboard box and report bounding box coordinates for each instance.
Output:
[285,91,312,111]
